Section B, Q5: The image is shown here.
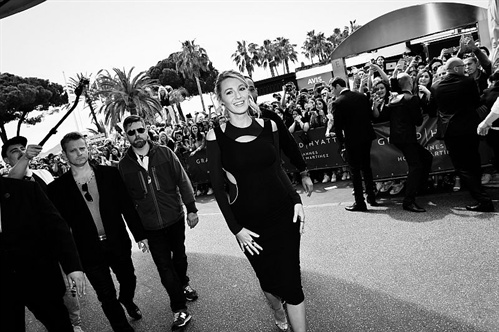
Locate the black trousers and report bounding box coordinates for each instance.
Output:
[486,130,499,171]
[1,257,73,332]
[444,134,492,204]
[146,219,189,313]
[84,241,136,332]
[394,142,433,205]
[346,140,376,204]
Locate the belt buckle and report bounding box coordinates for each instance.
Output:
[98,235,107,241]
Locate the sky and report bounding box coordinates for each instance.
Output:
[0,0,490,151]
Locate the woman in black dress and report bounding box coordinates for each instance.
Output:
[206,70,306,332]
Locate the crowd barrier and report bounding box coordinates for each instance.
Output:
[184,115,495,184]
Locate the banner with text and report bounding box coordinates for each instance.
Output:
[185,117,494,184]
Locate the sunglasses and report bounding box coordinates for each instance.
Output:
[82,183,93,202]
[127,128,146,136]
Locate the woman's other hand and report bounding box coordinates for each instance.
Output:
[236,228,262,255]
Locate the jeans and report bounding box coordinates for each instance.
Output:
[146,219,189,312]
[61,265,82,327]
[84,241,136,332]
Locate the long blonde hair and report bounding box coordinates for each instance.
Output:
[214,70,260,117]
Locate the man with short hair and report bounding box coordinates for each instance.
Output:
[386,73,433,212]
[330,77,378,211]
[119,115,199,330]
[431,57,495,212]
[48,132,148,332]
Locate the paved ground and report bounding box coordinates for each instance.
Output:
[26,177,499,332]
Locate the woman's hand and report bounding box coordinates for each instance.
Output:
[418,85,430,97]
[292,204,305,234]
[236,228,263,255]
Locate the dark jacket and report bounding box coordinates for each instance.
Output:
[430,74,480,138]
[332,89,376,147]
[118,142,197,231]
[1,177,82,295]
[386,92,423,145]
[48,165,146,267]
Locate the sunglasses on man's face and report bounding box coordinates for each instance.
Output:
[82,183,93,202]
[127,128,146,136]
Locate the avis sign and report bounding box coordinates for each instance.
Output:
[296,71,333,91]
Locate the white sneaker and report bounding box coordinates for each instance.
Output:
[322,174,330,183]
[196,190,202,196]
[341,172,347,181]
[206,187,213,195]
[331,173,337,182]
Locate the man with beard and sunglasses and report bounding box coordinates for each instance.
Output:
[48,132,149,332]
[118,115,200,331]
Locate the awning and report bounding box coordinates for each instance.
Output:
[0,0,45,20]
[331,2,488,59]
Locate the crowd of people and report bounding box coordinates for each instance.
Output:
[1,32,498,332]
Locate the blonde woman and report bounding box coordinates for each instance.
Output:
[206,70,307,332]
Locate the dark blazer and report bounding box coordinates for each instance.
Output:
[430,74,480,138]
[332,89,376,147]
[48,165,146,267]
[0,177,82,295]
[386,92,423,145]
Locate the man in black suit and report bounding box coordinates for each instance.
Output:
[386,73,433,212]
[431,57,494,212]
[48,132,149,332]
[330,77,378,211]
[0,177,85,331]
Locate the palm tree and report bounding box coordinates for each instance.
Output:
[231,40,260,78]
[275,37,298,74]
[175,40,211,114]
[302,30,318,64]
[259,39,278,77]
[95,67,162,128]
[68,73,105,135]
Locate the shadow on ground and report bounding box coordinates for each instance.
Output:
[26,251,491,332]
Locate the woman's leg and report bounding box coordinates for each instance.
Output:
[286,301,306,332]
[263,291,287,327]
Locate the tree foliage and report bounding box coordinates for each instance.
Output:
[0,73,67,143]
[95,67,162,128]
[147,51,218,97]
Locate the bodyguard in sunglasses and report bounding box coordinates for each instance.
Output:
[48,131,149,332]
[118,115,199,331]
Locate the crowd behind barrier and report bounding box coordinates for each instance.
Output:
[2,35,498,197]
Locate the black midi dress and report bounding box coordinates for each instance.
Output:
[207,119,304,305]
